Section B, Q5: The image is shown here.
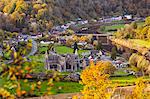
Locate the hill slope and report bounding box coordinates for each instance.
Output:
[47,0,150,23]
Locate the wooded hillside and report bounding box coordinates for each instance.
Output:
[0,0,150,32]
[47,0,150,23]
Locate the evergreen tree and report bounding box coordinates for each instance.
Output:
[73,42,78,53]
[111,46,117,60]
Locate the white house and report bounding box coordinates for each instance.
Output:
[124,15,132,20]
[40,41,54,45]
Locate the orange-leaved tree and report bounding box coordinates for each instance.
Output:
[80,61,116,99]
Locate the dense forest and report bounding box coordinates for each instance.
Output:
[0,0,150,33]
[48,0,150,21]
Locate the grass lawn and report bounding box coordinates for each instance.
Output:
[39,46,48,53]
[104,24,125,32]
[51,82,83,94]
[137,21,145,26]
[110,75,136,81]
[101,21,144,33]
[38,44,89,56]
[55,45,88,55]
[111,75,150,86]
[113,69,129,76]
[29,54,46,73]
[129,39,150,48]
[29,54,45,62]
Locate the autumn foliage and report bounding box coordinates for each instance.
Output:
[0,40,53,98]
[129,77,149,99]
[115,16,150,40]
[80,61,115,99]
[129,53,150,75]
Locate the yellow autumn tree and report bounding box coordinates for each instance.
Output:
[145,16,150,26]
[115,16,150,39]
[147,27,150,39]
[15,0,28,13]
[125,77,149,99]
[33,4,42,11]
[37,8,48,19]
[3,4,11,13]
[0,88,15,99]
[80,61,115,99]
[72,35,79,42]
[3,0,27,14]
[129,53,150,75]
[79,36,88,42]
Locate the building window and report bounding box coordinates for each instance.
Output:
[50,64,58,70]
[66,63,71,69]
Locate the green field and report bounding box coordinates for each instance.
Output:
[104,24,125,32]
[100,21,144,33]
[55,45,88,55]
[51,82,83,94]
[113,69,129,76]
[38,44,89,55]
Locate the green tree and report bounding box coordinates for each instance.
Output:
[111,47,117,60]
[95,40,102,50]
[131,21,137,29]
